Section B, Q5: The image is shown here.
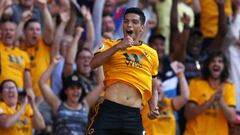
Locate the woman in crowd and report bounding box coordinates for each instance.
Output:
[0,79,45,135]
[39,55,103,135]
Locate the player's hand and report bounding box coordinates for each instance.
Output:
[117,35,134,50]
[148,106,160,120]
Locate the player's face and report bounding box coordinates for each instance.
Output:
[1,22,16,46]
[123,13,144,40]
[208,56,224,79]
[25,22,41,46]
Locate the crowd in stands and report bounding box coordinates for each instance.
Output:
[0,0,239,135]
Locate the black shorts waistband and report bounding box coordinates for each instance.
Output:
[102,99,141,112]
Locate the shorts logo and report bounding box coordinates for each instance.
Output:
[143,130,146,135]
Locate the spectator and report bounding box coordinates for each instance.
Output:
[3,0,44,28]
[39,55,103,135]
[63,7,97,94]
[142,61,189,135]
[19,0,54,105]
[0,19,31,92]
[191,0,232,48]
[51,8,71,96]
[184,51,236,135]
[0,79,45,135]
[222,0,240,113]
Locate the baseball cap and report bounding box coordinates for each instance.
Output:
[63,74,84,89]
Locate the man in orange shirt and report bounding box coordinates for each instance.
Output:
[87,7,159,135]
[184,51,236,135]
[0,19,31,92]
[19,0,54,105]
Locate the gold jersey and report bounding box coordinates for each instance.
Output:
[20,39,50,96]
[96,39,159,105]
[0,42,30,90]
[0,102,33,135]
[142,97,176,135]
[184,78,236,135]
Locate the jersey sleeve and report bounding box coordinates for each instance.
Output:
[224,83,236,107]
[23,51,31,70]
[95,39,112,54]
[151,51,159,76]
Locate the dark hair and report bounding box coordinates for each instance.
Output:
[103,13,113,18]
[59,74,87,102]
[189,28,202,37]
[148,34,166,44]
[0,18,16,26]
[0,79,18,92]
[124,7,145,25]
[201,51,229,82]
[23,18,40,30]
[76,47,93,61]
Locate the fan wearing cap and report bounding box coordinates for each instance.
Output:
[39,55,104,135]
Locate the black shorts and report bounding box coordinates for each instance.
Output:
[87,99,145,135]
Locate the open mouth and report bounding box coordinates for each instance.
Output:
[126,30,133,36]
[213,66,220,72]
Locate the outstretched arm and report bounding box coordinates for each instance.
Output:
[36,0,54,45]
[170,0,190,62]
[50,9,70,59]
[63,27,84,77]
[171,61,189,111]
[80,6,95,50]
[39,55,62,113]
[209,0,227,50]
[84,66,104,108]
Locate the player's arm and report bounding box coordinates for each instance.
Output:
[90,36,133,69]
[147,77,160,120]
